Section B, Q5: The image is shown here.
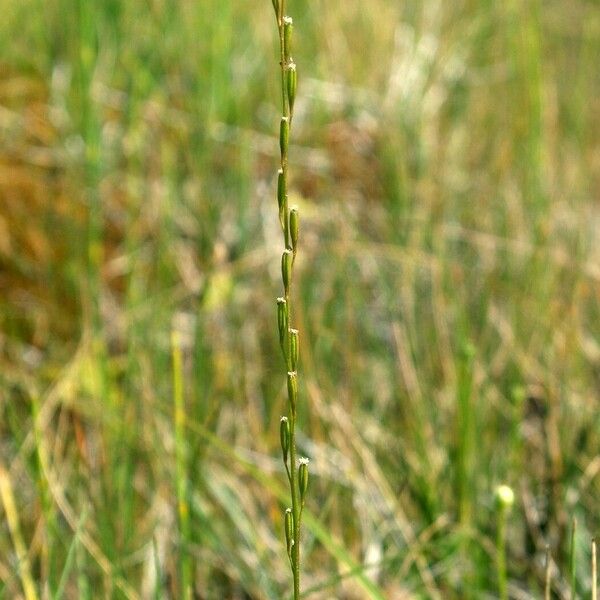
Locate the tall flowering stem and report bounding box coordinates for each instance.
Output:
[271,1,307,598]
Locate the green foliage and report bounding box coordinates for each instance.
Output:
[0,0,599,598]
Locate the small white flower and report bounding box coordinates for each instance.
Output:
[494,484,515,509]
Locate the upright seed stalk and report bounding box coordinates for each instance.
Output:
[271,1,307,598]
[172,331,192,600]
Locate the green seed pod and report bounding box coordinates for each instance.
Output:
[279,116,289,157]
[280,416,290,463]
[299,457,309,503]
[277,297,288,348]
[287,371,297,412]
[283,16,293,60]
[289,207,299,254]
[287,62,297,114]
[271,0,279,18]
[277,169,286,230]
[284,508,293,556]
[289,328,299,371]
[281,249,292,293]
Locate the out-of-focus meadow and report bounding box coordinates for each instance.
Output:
[1,0,599,598]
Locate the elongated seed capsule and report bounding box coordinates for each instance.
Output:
[287,371,298,412]
[289,328,299,371]
[299,457,309,503]
[277,169,286,230]
[280,416,290,464]
[287,62,297,114]
[277,297,288,348]
[280,116,289,158]
[289,207,299,254]
[284,508,293,556]
[281,249,292,293]
[283,16,293,60]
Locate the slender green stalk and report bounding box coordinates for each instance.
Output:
[569,517,577,599]
[31,393,56,597]
[494,485,514,600]
[457,342,475,597]
[56,508,89,600]
[593,538,597,600]
[457,341,475,528]
[75,522,91,600]
[0,462,38,600]
[172,331,193,600]
[270,1,307,597]
[496,515,507,600]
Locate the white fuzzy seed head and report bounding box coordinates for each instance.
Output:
[494,484,515,510]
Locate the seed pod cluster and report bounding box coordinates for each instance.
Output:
[271,3,308,597]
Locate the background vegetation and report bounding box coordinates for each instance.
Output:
[1,0,599,598]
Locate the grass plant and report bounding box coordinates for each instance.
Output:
[270,1,308,597]
[0,0,599,597]
[570,518,577,599]
[172,330,193,599]
[0,462,38,600]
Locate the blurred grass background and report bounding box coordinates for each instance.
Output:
[0,0,599,598]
